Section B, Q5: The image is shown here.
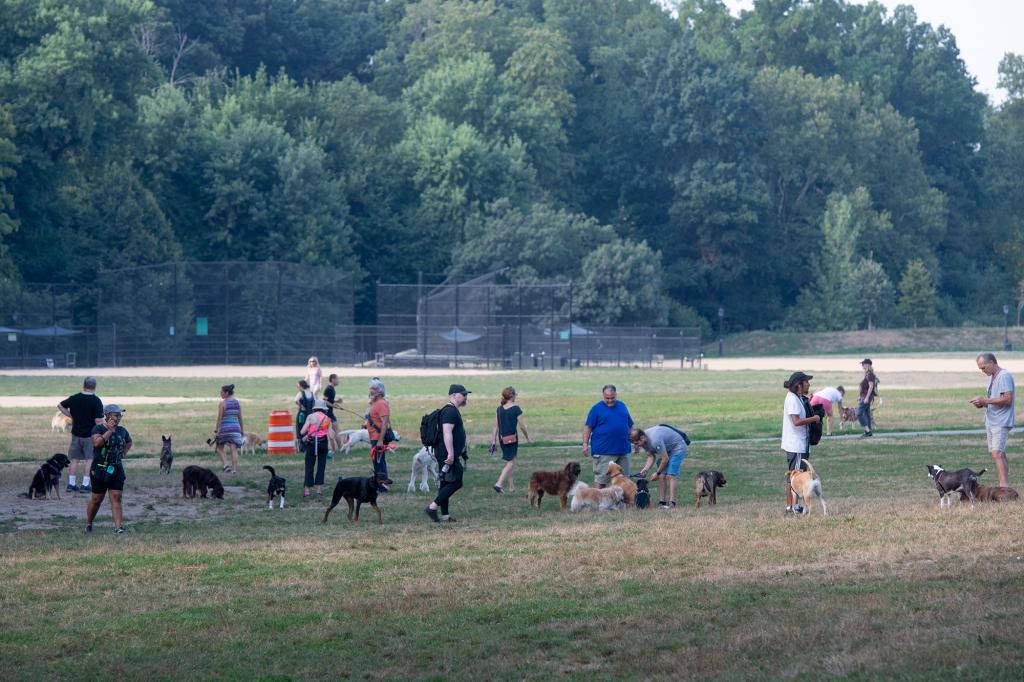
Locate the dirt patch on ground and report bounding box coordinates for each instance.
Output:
[2,460,250,530]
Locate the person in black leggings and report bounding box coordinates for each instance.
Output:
[426,384,470,523]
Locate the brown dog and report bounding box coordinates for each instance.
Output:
[838,406,858,431]
[960,484,1020,503]
[694,471,726,509]
[606,462,637,505]
[528,462,581,510]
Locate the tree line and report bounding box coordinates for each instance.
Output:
[1,0,1023,332]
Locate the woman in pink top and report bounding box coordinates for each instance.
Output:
[306,357,322,398]
[301,400,332,497]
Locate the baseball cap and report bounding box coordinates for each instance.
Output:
[313,399,327,412]
[786,372,813,386]
[448,384,471,395]
[861,358,873,365]
[104,404,125,415]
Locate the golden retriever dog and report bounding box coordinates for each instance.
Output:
[606,462,637,505]
[569,482,625,511]
[242,431,266,455]
[787,459,828,516]
[51,412,72,433]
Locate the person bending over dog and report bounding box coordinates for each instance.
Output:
[810,386,845,437]
[426,384,470,523]
[781,372,820,515]
[84,404,132,534]
[632,425,689,508]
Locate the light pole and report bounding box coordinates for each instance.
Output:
[718,307,725,358]
[1003,304,1012,351]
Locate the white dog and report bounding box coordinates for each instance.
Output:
[338,429,371,456]
[408,447,439,493]
[51,412,72,433]
[569,482,625,511]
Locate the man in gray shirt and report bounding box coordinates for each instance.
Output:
[630,424,690,508]
[971,352,1015,487]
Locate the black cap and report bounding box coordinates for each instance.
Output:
[861,358,873,365]
[787,371,813,385]
[448,384,471,395]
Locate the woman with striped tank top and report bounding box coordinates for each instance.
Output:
[215,384,245,474]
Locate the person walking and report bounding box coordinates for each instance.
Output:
[213,384,244,474]
[857,359,878,437]
[782,371,821,514]
[631,425,689,508]
[305,357,322,398]
[582,385,634,488]
[84,404,132,534]
[58,376,104,493]
[810,386,845,436]
[323,373,343,458]
[491,386,530,494]
[426,384,470,523]
[300,399,332,497]
[294,379,315,447]
[971,352,1015,487]
[366,378,393,492]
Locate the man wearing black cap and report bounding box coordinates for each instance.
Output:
[857,359,878,438]
[782,372,820,514]
[426,384,470,523]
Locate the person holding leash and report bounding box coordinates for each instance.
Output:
[84,404,132,534]
[857,359,878,437]
[631,425,689,508]
[323,373,343,458]
[301,400,332,497]
[366,378,393,492]
[782,371,820,514]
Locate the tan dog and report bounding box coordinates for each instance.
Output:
[606,462,637,505]
[960,484,1020,503]
[51,412,72,433]
[242,432,266,455]
[787,459,828,516]
[569,482,625,511]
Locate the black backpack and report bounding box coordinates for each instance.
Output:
[802,396,826,446]
[420,407,444,448]
[658,423,691,445]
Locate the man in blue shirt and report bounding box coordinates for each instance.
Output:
[582,384,634,488]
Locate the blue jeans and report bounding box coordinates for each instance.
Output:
[857,398,872,430]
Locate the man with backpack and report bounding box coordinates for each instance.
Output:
[631,425,690,508]
[424,384,470,523]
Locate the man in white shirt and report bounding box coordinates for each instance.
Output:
[971,353,1015,487]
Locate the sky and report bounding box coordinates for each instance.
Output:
[721,0,1024,104]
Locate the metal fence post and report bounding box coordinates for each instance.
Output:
[568,281,573,371]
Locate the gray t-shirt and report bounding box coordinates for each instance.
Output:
[986,369,1016,428]
[644,425,689,457]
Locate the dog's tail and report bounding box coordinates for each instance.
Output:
[800,459,816,476]
[569,480,587,496]
[263,465,276,477]
[974,468,987,478]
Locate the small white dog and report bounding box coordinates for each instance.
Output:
[408,447,439,493]
[338,429,371,456]
[569,482,625,511]
[51,412,72,433]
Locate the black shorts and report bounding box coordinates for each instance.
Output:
[90,464,126,494]
[785,451,809,472]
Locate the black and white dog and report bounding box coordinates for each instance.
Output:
[22,453,71,499]
[926,464,986,508]
[263,465,286,509]
[159,435,173,474]
[633,477,651,509]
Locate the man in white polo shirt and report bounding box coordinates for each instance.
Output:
[971,352,1015,487]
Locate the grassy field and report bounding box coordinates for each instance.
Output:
[2,370,1022,680]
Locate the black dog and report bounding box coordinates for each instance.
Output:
[182,465,225,499]
[926,464,985,508]
[159,435,173,474]
[264,465,287,509]
[633,477,651,509]
[695,471,727,509]
[322,476,381,525]
[22,453,71,499]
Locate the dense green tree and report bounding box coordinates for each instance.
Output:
[896,259,939,328]
[850,257,894,330]
[575,239,665,325]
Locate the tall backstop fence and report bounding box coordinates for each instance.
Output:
[1,265,700,368]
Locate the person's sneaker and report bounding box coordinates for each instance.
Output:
[669,501,677,508]
[425,507,440,523]
[66,483,76,493]
[658,501,669,509]
[784,506,794,515]
[441,516,458,523]
[860,432,873,438]
[79,484,91,493]
[793,504,805,514]
[114,527,126,534]
[84,524,92,534]
[493,485,503,494]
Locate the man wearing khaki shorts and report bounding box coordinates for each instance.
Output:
[971,353,1015,487]
[582,385,634,488]
[58,376,104,493]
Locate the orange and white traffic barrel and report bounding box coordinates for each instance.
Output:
[267,410,295,455]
